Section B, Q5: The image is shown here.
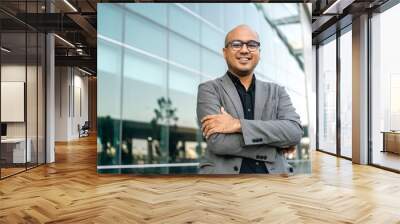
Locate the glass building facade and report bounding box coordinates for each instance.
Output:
[97,3,310,174]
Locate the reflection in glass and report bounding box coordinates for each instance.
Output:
[318,38,337,154]
[125,13,167,58]
[121,49,168,173]
[170,5,200,42]
[97,39,123,173]
[168,66,202,166]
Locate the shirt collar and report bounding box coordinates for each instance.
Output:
[227,71,256,90]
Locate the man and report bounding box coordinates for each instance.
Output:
[196,24,303,174]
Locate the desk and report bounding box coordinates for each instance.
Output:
[1,138,31,163]
[381,131,400,154]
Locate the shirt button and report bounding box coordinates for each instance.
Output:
[248,109,251,112]
[255,162,259,166]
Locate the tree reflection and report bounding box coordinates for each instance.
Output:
[150,97,178,163]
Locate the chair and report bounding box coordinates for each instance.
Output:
[79,121,90,138]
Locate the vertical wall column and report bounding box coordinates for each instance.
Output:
[352,14,369,164]
[54,67,71,141]
[88,77,97,132]
[45,0,56,163]
[46,33,55,163]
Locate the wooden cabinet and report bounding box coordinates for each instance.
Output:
[382,131,400,154]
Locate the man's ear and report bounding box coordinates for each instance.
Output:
[222,48,227,60]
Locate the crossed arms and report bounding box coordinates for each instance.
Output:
[196,81,303,157]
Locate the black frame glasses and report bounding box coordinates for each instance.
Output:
[225,40,260,52]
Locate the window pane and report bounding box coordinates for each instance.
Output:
[168,66,202,164]
[121,49,168,171]
[371,5,400,171]
[201,49,225,79]
[97,38,123,173]
[98,4,123,41]
[199,4,223,28]
[223,4,244,31]
[201,24,224,53]
[318,38,337,154]
[340,30,352,158]
[125,13,167,58]
[169,33,200,71]
[125,4,167,26]
[169,5,200,42]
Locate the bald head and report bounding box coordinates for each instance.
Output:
[224,24,260,47]
[222,24,261,78]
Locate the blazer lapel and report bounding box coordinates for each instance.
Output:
[220,73,244,119]
[254,79,267,120]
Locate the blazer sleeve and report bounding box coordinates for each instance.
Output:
[196,81,245,156]
[240,85,303,148]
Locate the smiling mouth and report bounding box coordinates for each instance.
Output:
[237,57,251,63]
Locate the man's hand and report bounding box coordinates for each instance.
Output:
[201,107,241,139]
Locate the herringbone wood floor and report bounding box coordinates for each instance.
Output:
[1,135,400,224]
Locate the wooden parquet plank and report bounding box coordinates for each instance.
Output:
[1,135,400,223]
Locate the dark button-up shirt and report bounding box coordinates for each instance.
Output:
[227,71,268,174]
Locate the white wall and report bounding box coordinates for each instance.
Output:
[1,63,46,164]
[72,72,89,138]
[1,65,26,139]
[55,67,89,141]
[55,66,69,141]
[1,65,38,137]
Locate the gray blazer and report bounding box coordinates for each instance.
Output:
[196,73,303,174]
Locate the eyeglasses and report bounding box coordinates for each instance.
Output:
[226,40,260,52]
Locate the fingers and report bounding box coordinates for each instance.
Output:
[201,118,215,131]
[201,114,218,138]
[205,127,218,139]
[201,117,221,139]
[202,121,214,136]
[201,109,230,138]
[201,114,217,123]
[201,118,214,136]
